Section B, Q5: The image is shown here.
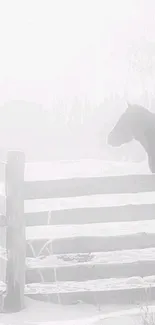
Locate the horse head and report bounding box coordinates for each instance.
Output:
[107,102,155,173]
[107,102,134,147]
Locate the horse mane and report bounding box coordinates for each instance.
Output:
[127,103,151,113]
[127,103,155,124]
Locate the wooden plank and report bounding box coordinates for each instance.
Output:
[2,151,26,313]
[25,204,155,226]
[25,286,155,305]
[24,174,155,200]
[3,276,155,305]
[25,211,49,226]
[25,277,155,305]
[26,220,155,242]
[26,260,155,283]
[26,233,155,256]
[26,221,155,256]
[26,247,155,282]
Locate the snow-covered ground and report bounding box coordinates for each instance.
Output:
[0,296,154,325]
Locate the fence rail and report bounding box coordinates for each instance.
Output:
[1,151,155,312]
[25,204,155,226]
[24,174,155,200]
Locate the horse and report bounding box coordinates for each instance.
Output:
[107,103,155,173]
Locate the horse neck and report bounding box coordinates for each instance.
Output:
[134,121,154,155]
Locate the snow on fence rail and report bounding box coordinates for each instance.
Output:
[1,151,155,312]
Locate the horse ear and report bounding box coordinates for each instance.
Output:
[126,101,132,110]
[127,101,131,107]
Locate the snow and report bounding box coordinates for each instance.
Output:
[26,247,155,268]
[24,160,150,181]
[24,275,155,294]
[0,296,154,325]
[26,219,155,240]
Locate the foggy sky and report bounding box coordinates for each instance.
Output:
[0,0,155,109]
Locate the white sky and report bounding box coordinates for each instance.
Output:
[0,0,155,108]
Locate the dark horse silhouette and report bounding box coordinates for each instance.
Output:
[107,103,155,173]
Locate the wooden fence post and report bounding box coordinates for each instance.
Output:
[2,151,26,312]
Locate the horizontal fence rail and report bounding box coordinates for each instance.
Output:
[24,174,155,200]
[26,247,155,282]
[25,204,155,226]
[23,166,155,306]
[2,150,155,312]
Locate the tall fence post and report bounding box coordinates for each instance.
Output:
[2,151,26,312]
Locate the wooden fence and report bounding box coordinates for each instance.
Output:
[1,151,155,312]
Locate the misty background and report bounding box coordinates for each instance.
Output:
[0,0,155,162]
